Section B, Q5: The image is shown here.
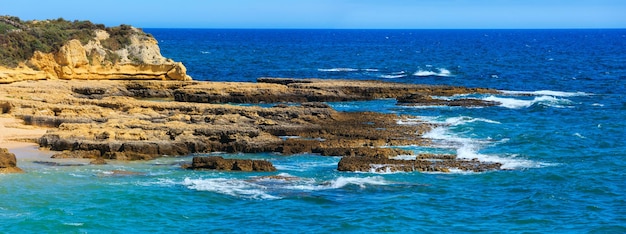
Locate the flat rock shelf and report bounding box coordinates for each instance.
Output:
[0,78,504,173]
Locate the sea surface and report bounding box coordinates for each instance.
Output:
[2,29,626,233]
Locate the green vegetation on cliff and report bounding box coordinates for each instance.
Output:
[0,15,149,67]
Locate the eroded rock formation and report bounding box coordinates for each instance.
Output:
[1,26,191,83]
[0,78,503,173]
[0,148,23,173]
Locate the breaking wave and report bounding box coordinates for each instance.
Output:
[422,117,550,170]
[413,67,452,77]
[417,116,501,126]
[317,68,360,72]
[380,71,408,79]
[483,95,573,109]
[182,177,280,200]
[181,175,392,200]
[500,90,590,97]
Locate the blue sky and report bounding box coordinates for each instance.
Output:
[2,0,625,28]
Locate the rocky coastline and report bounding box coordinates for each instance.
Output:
[1,16,505,173]
[1,78,504,173]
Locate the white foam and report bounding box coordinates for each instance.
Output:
[363,68,380,72]
[380,74,407,79]
[483,95,573,109]
[182,178,280,200]
[396,118,424,125]
[419,116,500,127]
[455,139,546,170]
[421,168,475,175]
[423,126,548,170]
[574,133,586,139]
[281,176,390,191]
[368,164,404,174]
[413,68,452,77]
[63,223,84,226]
[328,176,389,189]
[483,96,533,108]
[500,90,590,97]
[318,68,359,72]
[444,116,501,125]
[390,155,417,160]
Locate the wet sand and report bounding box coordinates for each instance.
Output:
[0,116,51,159]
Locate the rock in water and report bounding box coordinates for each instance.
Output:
[90,158,108,165]
[185,156,276,172]
[0,148,24,173]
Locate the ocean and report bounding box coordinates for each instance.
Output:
[1,29,625,233]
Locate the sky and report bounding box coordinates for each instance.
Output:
[2,0,625,29]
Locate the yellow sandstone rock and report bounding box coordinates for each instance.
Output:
[0,29,192,83]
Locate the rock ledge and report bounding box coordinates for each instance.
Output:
[184,156,276,172]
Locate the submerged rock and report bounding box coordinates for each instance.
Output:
[184,156,276,172]
[33,161,86,167]
[89,158,108,165]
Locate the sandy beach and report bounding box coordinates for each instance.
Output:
[0,116,48,157]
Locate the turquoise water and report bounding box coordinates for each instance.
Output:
[2,29,626,233]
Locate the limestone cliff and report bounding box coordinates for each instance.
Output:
[0,17,191,83]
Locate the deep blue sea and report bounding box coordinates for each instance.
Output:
[2,29,625,233]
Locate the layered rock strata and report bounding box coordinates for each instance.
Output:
[0,78,503,172]
[1,27,191,83]
[174,78,498,104]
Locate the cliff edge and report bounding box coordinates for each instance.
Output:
[0,16,191,83]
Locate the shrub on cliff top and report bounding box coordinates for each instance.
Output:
[0,16,150,67]
[101,24,134,51]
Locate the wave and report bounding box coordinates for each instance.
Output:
[418,116,501,126]
[326,176,389,189]
[455,143,545,170]
[182,177,280,200]
[483,95,573,109]
[181,175,392,199]
[413,68,452,77]
[444,116,501,125]
[423,125,548,170]
[317,68,359,72]
[500,90,590,97]
[380,74,408,79]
